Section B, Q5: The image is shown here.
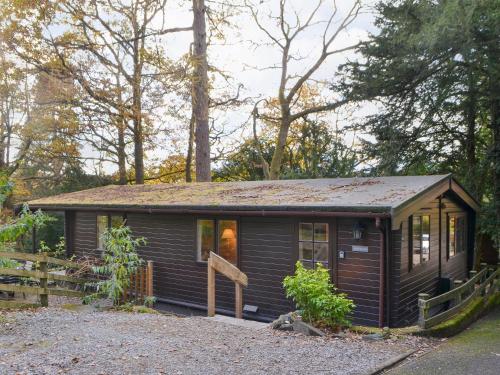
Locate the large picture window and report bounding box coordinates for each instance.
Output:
[197,219,237,265]
[97,214,125,250]
[448,214,466,258]
[299,222,329,269]
[411,215,430,267]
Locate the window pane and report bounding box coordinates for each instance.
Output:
[197,220,214,262]
[313,223,328,242]
[301,260,314,269]
[314,242,328,264]
[97,215,108,250]
[299,223,313,241]
[218,220,237,265]
[456,217,465,253]
[422,215,430,262]
[412,216,422,266]
[110,215,124,229]
[449,217,456,257]
[299,241,313,261]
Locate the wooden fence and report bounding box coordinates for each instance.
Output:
[122,260,154,303]
[418,263,500,329]
[207,252,248,319]
[0,251,89,307]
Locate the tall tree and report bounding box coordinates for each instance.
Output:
[247,0,361,179]
[1,0,192,185]
[0,49,32,177]
[340,0,499,249]
[192,0,211,181]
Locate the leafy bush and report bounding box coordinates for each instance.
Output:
[84,226,145,305]
[283,261,355,328]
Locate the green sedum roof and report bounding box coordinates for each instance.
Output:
[27,175,454,213]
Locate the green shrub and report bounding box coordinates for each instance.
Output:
[283,261,355,328]
[84,226,145,305]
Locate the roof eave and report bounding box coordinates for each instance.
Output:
[25,203,392,218]
[390,174,480,230]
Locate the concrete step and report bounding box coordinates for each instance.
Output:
[206,314,269,330]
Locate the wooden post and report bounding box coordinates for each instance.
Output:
[418,293,430,328]
[134,270,139,302]
[469,270,477,280]
[454,280,463,305]
[39,254,48,307]
[469,270,478,295]
[147,261,153,297]
[235,283,243,319]
[139,266,144,302]
[207,257,215,317]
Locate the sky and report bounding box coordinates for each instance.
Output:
[82,0,381,174]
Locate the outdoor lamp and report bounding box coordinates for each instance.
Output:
[352,222,364,240]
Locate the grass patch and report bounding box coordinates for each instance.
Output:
[350,325,420,336]
[0,300,40,310]
[114,303,158,314]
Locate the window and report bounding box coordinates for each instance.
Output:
[97,215,108,250]
[218,220,237,265]
[197,220,215,262]
[448,214,466,258]
[96,214,125,250]
[299,222,329,269]
[411,215,430,267]
[196,219,238,265]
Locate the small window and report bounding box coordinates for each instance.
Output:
[97,215,108,250]
[197,219,215,262]
[110,215,125,229]
[411,215,430,267]
[196,219,237,265]
[448,214,466,258]
[299,222,329,269]
[97,214,125,250]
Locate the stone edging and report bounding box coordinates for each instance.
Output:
[362,349,417,375]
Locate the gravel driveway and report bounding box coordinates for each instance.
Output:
[0,306,431,375]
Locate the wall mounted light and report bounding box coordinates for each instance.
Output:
[353,222,365,240]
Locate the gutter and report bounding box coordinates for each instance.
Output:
[24,205,392,218]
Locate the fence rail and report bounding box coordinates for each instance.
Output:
[418,263,500,329]
[0,251,89,306]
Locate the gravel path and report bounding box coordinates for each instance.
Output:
[0,306,433,375]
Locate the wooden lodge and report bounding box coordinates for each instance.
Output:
[27,174,479,327]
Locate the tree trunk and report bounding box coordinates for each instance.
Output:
[465,68,478,198]
[268,114,290,180]
[491,97,500,252]
[185,110,195,182]
[132,25,144,185]
[117,115,127,185]
[192,0,211,182]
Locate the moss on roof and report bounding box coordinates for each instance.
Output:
[27,175,451,212]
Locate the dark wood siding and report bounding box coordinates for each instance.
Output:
[239,217,295,317]
[441,198,468,280]
[336,218,381,327]
[122,214,295,319]
[73,212,99,257]
[391,196,470,327]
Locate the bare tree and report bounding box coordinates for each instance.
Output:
[2,0,192,184]
[247,0,361,179]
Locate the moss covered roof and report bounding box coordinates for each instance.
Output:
[27,175,452,213]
